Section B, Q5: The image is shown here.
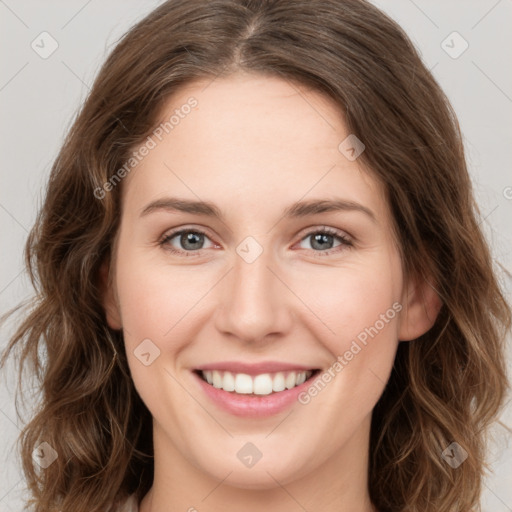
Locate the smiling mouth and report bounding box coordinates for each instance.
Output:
[194,369,321,396]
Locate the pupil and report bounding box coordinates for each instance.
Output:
[182,232,203,250]
[312,233,333,250]
[178,232,334,251]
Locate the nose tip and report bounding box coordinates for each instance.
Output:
[214,252,292,344]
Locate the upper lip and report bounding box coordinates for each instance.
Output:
[194,361,319,376]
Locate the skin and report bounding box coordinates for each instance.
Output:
[102,72,440,512]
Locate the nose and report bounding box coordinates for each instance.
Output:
[214,245,294,345]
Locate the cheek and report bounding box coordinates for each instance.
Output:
[114,252,211,418]
[292,258,402,353]
[293,270,401,438]
[292,255,403,414]
[115,252,214,347]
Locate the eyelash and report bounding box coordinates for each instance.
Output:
[158,226,353,258]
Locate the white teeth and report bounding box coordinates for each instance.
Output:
[272,372,286,392]
[212,370,222,388]
[234,373,253,394]
[200,370,314,395]
[222,371,235,392]
[285,372,296,389]
[253,374,273,395]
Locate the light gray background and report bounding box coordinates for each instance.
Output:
[1,1,511,510]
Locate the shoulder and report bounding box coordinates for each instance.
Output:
[117,494,139,512]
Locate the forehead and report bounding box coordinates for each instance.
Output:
[121,72,389,225]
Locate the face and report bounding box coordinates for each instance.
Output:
[104,72,437,490]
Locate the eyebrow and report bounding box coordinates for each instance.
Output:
[140,197,376,223]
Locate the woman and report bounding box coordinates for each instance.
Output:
[2,1,510,511]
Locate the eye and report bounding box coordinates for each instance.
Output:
[296,227,353,256]
[159,226,353,257]
[159,228,215,256]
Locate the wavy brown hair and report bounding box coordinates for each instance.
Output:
[1,0,510,511]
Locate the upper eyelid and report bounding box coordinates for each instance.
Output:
[160,225,216,243]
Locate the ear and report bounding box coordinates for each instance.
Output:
[98,259,122,330]
[398,273,442,341]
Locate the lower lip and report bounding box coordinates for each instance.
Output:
[192,371,319,418]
